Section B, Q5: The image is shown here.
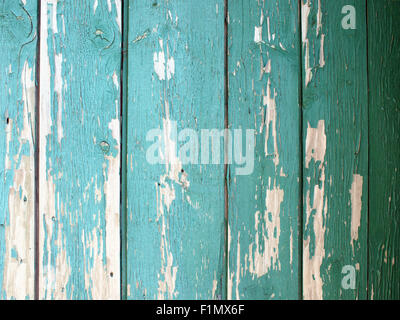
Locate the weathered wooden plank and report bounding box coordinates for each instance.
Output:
[0,0,37,300]
[120,0,129,301]
[126,0,225,299]
[39,0,121,299]
[368,0,400,300]
[302,0,368,299]
[227,0,300,299]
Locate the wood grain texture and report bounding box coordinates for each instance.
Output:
[0,0,37,300]
[0,0,398,301]
[227,0,300,299]
[368,0,400,300]
[126,0,225,299]
[39,0,121,299]
[302,0,368,299]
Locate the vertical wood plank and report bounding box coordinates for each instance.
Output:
[368,0,400,300]
[126,0,225,299]
[227,0,300,299]
[39,0,121,299]
[120,0,129,301]
[0,0,37,300]
[302,0,368,299]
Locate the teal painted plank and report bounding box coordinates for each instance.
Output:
[120,0,129,301]
[227,0,300,299]
[368,0,400,300]
[126,0,225,299]
[301,0,368,299]
[0,0,37,300]
[39,0,121,299]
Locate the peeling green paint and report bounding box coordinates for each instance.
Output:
[302,0,368,299]
[227,0,301,300]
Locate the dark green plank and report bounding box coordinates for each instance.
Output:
[368,0,400,300]
[227,0,300,299]
[302,0,368,299]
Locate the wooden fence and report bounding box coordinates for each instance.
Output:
[0,0,399,300]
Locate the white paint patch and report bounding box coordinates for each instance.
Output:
[303,40,312,86]
[54,53,64,144]
[302,0,312,86]
[235,232,241,300]
[166,57,175,80]
[61,14,66,35]
[317,0,322,36]
[305,120,326,169]
[39,3,57,298]
[260,57,271,80]
[3,58,36,298]
[304,172,327,300]
[3,155,34,299]
[156,182,178,300]
[319,34,325,68]
[39,177,73,299]
[212,272,218,299]
[304,120,327,300]
[83,229,108,299]
[114,0,122,32]
[93,175,101,203]
[40,1,54,139]
[112,71,119,90]
[350,174,363,250]
[20,63,35,144]
[39,174,56,299]
[153,38,176,81]
[290,227,294,266]
[4,117,12,173]
[154,61,191,298]
[50,0,58,33]
[248,186,284,277]
[254,26,263,44]
[153,49,166,81]
[44,221,72,300]
[263,78,279,167]
[83,153,120,304]
[98,117,121,299]
[303,0,325,86]
[93,0,98,14]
